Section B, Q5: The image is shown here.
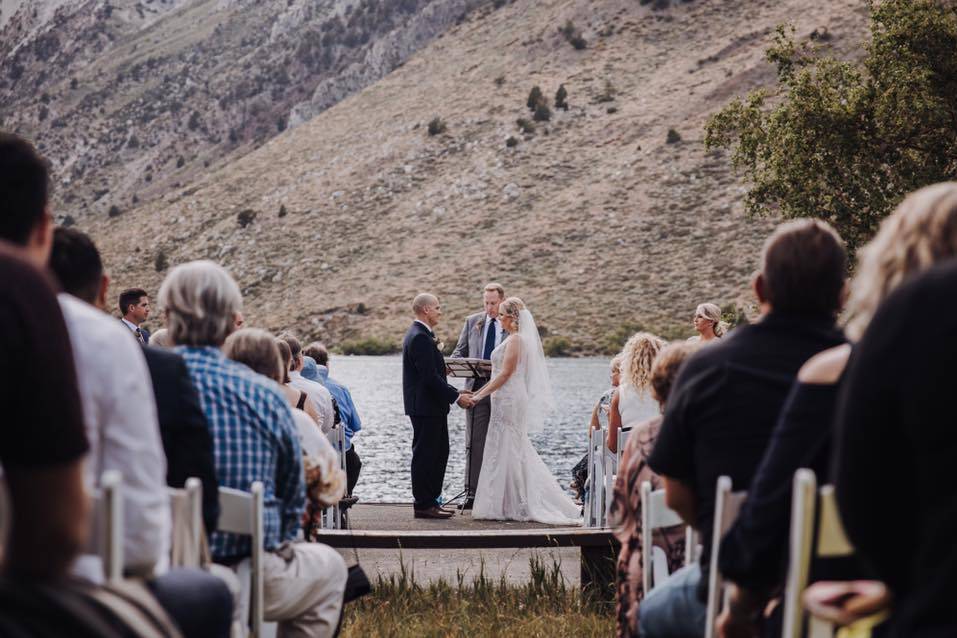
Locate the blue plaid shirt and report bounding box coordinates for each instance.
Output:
[177,346,304,560]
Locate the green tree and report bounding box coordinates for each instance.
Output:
[706,0,957,252]
[527,85,544,111]
[555,84,568,110]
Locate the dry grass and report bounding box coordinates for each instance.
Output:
[340,556,614,638]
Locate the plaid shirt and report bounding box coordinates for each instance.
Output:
[177,346,304,560]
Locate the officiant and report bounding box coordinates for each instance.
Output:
[451,282,506,509]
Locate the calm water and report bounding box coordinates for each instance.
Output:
[329,355,635,503]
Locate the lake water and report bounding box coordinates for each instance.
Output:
[329,355,625,503]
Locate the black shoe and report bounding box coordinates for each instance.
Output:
[414,506,453,519]
[339,495,359,510]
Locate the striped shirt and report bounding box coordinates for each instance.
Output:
[177,346,304,560]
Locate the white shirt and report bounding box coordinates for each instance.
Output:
[481,314,505,353]
[289,370,336,434]
[59,295,170,583]
[121,317,140,334]
[414,319,433,333]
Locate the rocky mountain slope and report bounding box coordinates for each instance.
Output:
[21,0,869,353]
[0,0,486,220]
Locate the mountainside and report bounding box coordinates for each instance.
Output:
[0,0,485,219]
[55,0,868,353]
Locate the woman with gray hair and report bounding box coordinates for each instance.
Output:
[158,260,243,347]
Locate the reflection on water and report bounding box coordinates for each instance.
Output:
[329,355,634,503]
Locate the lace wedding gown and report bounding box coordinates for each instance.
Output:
[472,337,581,525]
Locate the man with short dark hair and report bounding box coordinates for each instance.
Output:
[119,287,151,344]
[639,219,848,637]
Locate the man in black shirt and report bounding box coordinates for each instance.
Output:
[640,219,847,637]
[833,260,957,638]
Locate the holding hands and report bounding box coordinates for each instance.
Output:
[457,390,476,409]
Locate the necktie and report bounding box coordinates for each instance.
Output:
[482,318,497,360]
[135,328,145,344]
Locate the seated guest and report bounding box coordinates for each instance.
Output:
[571,354,622,500]
[608,333,665,455]
[279,332,336,433]
[610,342,696,638]
[717,184,957,636]
[688,303,727,343]
[303,342,363,498]
[149,327,173,348]
[223,329,346,540]
[119,286,152,344]
[641,219,847,637]
[0,133,231,637]
[275,339,324,427]
[49,227,220,538]
[833,258,957,638]
[159,261,347,637]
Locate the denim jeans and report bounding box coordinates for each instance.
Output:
[638,563,706,638]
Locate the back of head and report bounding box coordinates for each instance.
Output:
[650,342,698,406]
[760,219,846,317]
[277,331,302,359]
[275,339,292,384]
[498,296,526,322]
[223,328,282,382]
[50,227,102,304]
[0,133,49,245]
[118,287,148,316]
[411,292,437,316]
[621,332,666,391]
[303,341,329,366]
[158,260,242,347]
[845,182,957,340]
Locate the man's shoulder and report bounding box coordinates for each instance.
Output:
[59,294,140,353]
[466,311,485,325]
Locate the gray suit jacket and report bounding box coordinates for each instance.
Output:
[451,311,499,390]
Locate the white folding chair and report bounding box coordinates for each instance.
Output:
[321,425,348,530]
[168,477,203,568]
[641,481,695,594]
[704,476,747,638]
[219,482,265,638]
[782,469,855,638]
[95,469,124,583]
[584,426,605,527]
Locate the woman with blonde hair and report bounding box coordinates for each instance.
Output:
[717,182,957,636]
[689,303,727,343]
[607,332,665,455]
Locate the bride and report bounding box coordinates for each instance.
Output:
[467,297,581,525]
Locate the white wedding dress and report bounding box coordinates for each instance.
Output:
[472,315,581,525]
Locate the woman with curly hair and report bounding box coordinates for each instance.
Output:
[607,332,665,455]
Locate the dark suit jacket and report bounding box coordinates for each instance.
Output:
[141,326,151,344]
[402,321,459,417]
[142,346,219,534]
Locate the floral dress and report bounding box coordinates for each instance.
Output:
[609,415,686,638]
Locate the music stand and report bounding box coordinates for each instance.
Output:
[442,357,491,509]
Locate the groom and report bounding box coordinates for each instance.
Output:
[403,293,473,519]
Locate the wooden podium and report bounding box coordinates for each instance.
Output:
[445,357,492,379]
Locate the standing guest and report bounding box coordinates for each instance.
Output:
[451,282,507,508]
[50,227,221,538]
[119,287,152,344]
[160,260,346,637]
[571,354,623,501]
[688,303,727,343]
[149,327,173,348]
[640,219,847,638]
[611,342,697,638]
[280,332,336,434]
[607,333,665,455]
[0,133,231,637]
[718,182,957,637]
[303,342,363,499]
[833,260,957,638]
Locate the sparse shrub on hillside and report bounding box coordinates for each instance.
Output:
[127,134,140,150]
[38,105,48,121]
[176,156,185,168]
[607,106,618,114]
[69,77,78,90]
[506,136,519,147]
[61,215,76,228]
[543,336,573,357]
[494,75,506,87]
[188,111,201,131]
[145,173,152,182]
[533,102,552,122]
[229,128,239,144]
[154,250,168,272]
[278,204,288,218]
[339,337,400,356]
[707,0,957,251]
[108,204,122,218]
[516,118,535,134]
[132,194,139,204]
[595,80,616,103]
[237,209,257,228]
[427,117,447,136]
[276,116,286,132]
[666,128,682,144]
[493,0,508,8]
[555,84,568,111]
[558,20,586,49]
[527,86,544,111]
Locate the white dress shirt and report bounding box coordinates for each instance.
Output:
[59,294,170,583]
[289,370,336,434]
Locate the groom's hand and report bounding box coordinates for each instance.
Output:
[457,393,474,408]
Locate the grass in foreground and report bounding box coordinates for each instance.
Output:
[340,555,615,638]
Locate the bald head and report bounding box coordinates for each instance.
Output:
[412,293,442,328]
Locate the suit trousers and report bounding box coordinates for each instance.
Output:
[464,396,491,499]
[410,415,450,509]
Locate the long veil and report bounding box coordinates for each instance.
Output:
[518,308,555,434]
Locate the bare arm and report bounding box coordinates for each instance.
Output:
[663,475,697,526]
[588,401,602,431]
[471,337,520,402]
[606,389,622,453]
[4,460,90,580]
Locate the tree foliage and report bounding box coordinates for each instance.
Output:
[705,0,957,251]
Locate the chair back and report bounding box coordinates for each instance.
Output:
[219,482,265,638]
[782,470,855,638]
[94,470,124,583]
[704,476,747,638]
[584,427,605,527]
[641,481,692,593]
[169,478,204,568]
